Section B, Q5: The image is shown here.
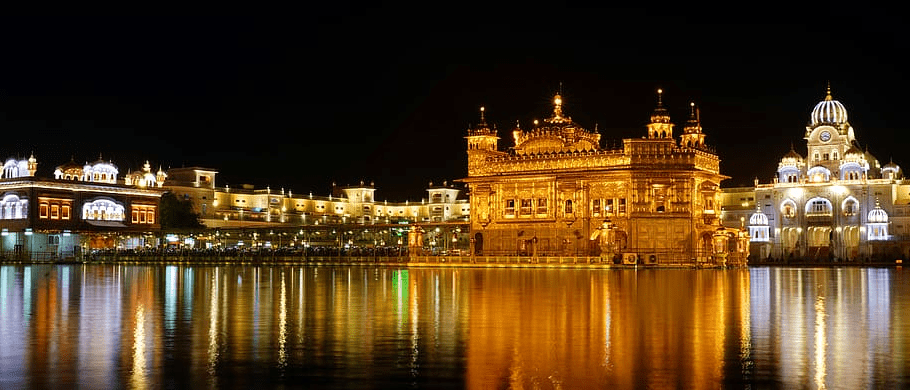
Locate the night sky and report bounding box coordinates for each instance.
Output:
[1,8,907,202]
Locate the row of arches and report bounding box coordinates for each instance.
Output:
[779,196,862,219]
[0,193,133,222]
[778,164,871,183]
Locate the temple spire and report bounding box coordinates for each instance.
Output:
[647,88,674,138]
[553,92,563,119]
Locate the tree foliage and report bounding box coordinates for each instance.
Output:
[159,192,205,231]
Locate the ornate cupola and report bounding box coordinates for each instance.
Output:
[647,89,674,139]
[866,199,890,241]
[748,205,770,242]
[882,159,901,180]
[810,84,849,128]
[465,106,504,176]
[777,143,805,183]
[510,91,600,155]
[805,83,855,144]
[27,153,37,176]
[157,166,168,186]
[680,102,706,148]
[466,106,499,151]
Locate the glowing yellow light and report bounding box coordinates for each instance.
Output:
[533,119,539,125]
[480,106,485,112]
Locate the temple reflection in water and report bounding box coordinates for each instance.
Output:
[2,265,906,388]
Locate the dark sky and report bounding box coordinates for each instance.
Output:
[1,8,907,201]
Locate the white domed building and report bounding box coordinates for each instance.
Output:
[124,161,167,188]
[54,154,119,184]
[724,85,909,262]
[2,154,38,179]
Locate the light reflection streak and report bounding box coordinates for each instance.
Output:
[298,268,304,344]
[814,295,827,388]
[22,267,30,324]
[131,304,147,390]
[183,268,193,315]
[207,268,220,387]
[411,271,419,379]
[165,266,176,331]
[739,270,752,379]
[278,273,287,369]
[434,273,440,340]
[1,266,9,317]
[602,276,611,370]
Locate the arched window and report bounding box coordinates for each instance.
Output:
[781,200,797,219]
[805,197,833,216]
[83,198,125,221]
[842,197,859,216]
[0,194,27,220]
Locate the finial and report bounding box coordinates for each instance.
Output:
[825,81,832,100]
[656,88,663,105]
[515,120,520,129]
[553,92,563,118]
[479,106,485,123]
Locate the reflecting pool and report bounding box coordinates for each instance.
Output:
[0,265,907,388]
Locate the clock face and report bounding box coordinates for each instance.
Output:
[820,131,831,142]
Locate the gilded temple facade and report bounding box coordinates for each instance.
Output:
[722,86,910,262]
[461,91,748,265]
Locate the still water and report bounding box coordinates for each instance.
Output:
[0,264,907,389]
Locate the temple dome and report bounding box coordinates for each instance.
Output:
[749,208,769,226]
[868,202,888,223]
[511,92,601,155]
[782,147,803,161]
[810,87,848,127]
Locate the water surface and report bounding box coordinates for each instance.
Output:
[0,264,907,389]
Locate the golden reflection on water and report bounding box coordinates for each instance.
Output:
[463,269,751,389]
[131,304,147,390]
[0,265,908,388]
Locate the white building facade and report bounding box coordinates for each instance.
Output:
[724,86,910,262]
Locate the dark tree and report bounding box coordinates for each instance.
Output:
[159,192,205,230]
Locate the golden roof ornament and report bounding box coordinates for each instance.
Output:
[650,88,671,124]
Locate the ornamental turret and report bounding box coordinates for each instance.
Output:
[27,154,37,176]
[748,205,770,242]
[866,199,890,241]
[647,89,674,139]
[882,159,901,180]
[465,106,503,176]
[680,102,706,148]
[157,166,168,186]
[466,106,498,151]
[777,144,805,183]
